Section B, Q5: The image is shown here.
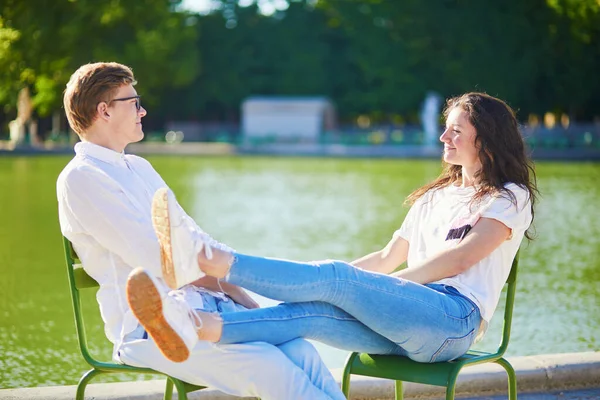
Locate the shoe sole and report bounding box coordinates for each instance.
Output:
[152,188,177,289]
[126,268,190,363]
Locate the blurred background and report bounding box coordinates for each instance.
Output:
[0,0,598,390]
[1,0,599,149]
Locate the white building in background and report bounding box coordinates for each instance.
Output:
[241,97,336,142]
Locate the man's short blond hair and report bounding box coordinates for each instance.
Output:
[63,62,136,135]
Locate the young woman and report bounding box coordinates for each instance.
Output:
[127,92,538,366]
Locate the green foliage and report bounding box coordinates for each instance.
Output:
[168,0,599,122]
[0,0,599,123]
[0,0,199,117]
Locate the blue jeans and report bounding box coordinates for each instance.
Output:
[220,254,482,363]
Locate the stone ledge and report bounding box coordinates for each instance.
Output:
[2,141,599,161]
[1,352,598,399]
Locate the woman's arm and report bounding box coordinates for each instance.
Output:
[351,235,409,274]
[392,217,511,284]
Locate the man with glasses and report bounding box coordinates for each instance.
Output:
[57,62,345,400]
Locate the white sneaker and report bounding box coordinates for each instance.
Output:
[152,187,233,289]
[126,268,201,363]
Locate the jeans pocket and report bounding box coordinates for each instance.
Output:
[429,328,476,363]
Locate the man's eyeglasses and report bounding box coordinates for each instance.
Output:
[110,95,141,111]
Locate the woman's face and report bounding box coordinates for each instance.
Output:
[440,107,480,169]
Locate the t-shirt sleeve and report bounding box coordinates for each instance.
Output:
[481,184,532,237]
[394,201,418,241]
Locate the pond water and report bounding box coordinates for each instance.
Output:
[0,155,598,388]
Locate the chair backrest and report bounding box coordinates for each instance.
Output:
[63,236,102,368]
[494,250,519,357]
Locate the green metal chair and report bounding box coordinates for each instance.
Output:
[63,236,206,400]
[342,253,520,400]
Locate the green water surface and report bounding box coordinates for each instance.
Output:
[0,156,598,388]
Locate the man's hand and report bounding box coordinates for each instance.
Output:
[227,287,260,309]
[190,276,260,309]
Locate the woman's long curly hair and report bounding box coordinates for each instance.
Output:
[406,92,539,240]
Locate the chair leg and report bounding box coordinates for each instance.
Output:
[445,369,460,400]
[395,380,403,400]
[76,369,102,400]
[495,357,518,400]
[445,385,456,400]
[171,378,189,400]
[164,377,174,400]
[341,352,359,397]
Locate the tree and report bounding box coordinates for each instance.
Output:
[545,0,600,118]
[0,0,200,128]
[4,0,598,130]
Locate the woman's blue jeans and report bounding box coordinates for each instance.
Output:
[220,254,482,363]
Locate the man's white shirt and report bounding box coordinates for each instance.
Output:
[57,141,183,356]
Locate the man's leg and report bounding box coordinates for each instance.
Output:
[117,337,341,400]
[126,269,345,397]
[276,339,346,400]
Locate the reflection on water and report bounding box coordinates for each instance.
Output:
[0,156,597,388]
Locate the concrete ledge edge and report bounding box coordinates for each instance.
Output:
[3,141,600,161]
[1,351,599,399]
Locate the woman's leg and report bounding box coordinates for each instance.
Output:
[202,253,481,362]
[219,301,407,356]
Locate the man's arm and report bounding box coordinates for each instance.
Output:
[351,235,409,274]
[190,276,259,309]
[392,217,511,284]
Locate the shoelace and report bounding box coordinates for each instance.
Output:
[180,215,233,260]
[169,289,204,332]
[179,214,232,294]
[198,231,234,253]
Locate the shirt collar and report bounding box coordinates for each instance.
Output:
[74,141,127,167]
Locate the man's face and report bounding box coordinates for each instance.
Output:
[107,84,146,148]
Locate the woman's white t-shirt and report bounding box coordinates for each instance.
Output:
[394,183,532,325]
